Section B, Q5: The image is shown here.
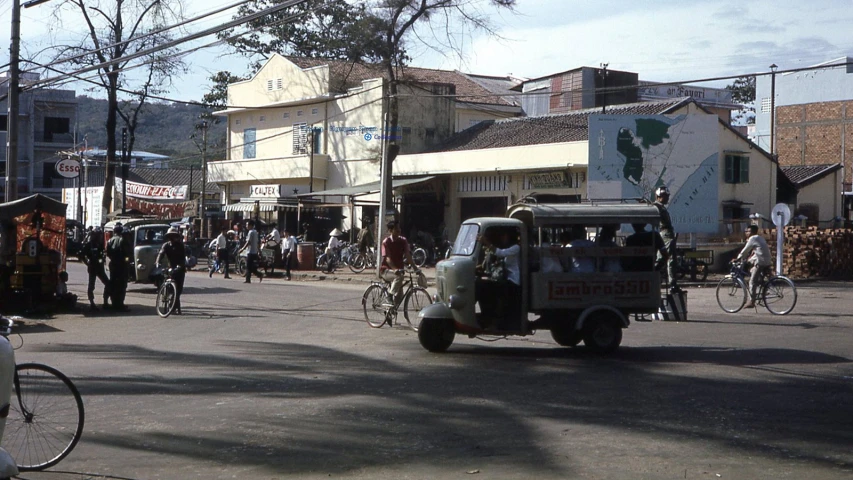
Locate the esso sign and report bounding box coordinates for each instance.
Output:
[56,158,81,178]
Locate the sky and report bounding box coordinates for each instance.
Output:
[2,0,853,103]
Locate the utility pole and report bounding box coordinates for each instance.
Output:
[199,120,208,237]
[5,0,22,202]
[769,63,778,155]
[308,127,315,193]
[121,127,128,214]
[600,63,609,114]
[5,0,54,202]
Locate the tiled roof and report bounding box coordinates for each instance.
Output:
[781,164,842,187]
[432,98,692,152]
[287,57,516,107]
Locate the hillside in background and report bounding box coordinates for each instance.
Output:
[75,96,227,167]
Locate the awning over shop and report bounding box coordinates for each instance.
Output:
[296,176,436,198]
[223,198,320,212]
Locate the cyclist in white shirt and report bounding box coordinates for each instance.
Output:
[735,224,772,307]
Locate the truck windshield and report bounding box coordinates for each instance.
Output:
[451,223,480,256]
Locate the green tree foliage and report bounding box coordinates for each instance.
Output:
[727,76,756,125]
[202,71,248,110]
[76,96,227,168]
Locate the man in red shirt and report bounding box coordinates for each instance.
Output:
[381,220,416,306]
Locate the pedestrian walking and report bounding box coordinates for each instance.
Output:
[106,223,132,311]
[210,228,232,279]
[282,228,297,280]
[156,227,188,315]
[240,220,264,283]
[82,226,110,311]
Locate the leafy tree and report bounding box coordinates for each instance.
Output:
[202,71,248,111]
[48,0,184,222]
[727,76,756,125]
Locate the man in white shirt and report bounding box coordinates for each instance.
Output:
[209,228,232,279]
[239,220,263,283]
[735,224,772,307]
[281,228,297,280]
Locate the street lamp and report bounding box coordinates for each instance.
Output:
[769,63,778,156]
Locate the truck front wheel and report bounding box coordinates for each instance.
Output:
[418,317,455,353]
[582,314,623,354]
[550,324,582,347]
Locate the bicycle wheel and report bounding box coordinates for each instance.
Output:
[762,276,797,315]
[412,247,427,268]
[236,257,247,276]
[715,277,747,313]
[156,281,177,318]
[5,363,85,472]
[362,284,390,328]
[403,286,433,331]
[349,253,366,273]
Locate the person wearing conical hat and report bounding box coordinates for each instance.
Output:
[156,227,188,314]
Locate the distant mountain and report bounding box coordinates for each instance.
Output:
[75,96,227,167]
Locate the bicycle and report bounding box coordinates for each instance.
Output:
[155,266,183,318]
[349,246,377,274]
[0,316,85,472]
[362,268,432,330]
[715,260,798,315]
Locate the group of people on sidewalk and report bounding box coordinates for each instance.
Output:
[208,220,300,283]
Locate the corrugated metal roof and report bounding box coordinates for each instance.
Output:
[62,166,220,194]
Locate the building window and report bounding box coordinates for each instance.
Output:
[259,115,265,122]
[311,108,319,115]
[283,112,290,119]
[760,98,771,113]
[0,115,7,131]
[267,79,273,91]
[42,117,70,142]
[401,127,412,147]
[243,128,257,159]
[724,154,749,184]
[292,122,308,155]
[297,110,304,117]
[235,119,241,125]
[41,161,58,188]
[276,78,283,90]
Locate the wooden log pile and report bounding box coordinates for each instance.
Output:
[761,227,853,279]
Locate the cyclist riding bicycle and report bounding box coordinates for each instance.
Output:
[381,220,418,306]
[156,227,187,315]
[734,224,772,308]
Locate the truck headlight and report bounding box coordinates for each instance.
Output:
[448,295,465,310]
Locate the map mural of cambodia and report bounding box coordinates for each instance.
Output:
[587,114,719,234]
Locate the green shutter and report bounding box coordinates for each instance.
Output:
[740,157,749,183]
[724,155,734,183]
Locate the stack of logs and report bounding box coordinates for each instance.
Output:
[761,227,853,279]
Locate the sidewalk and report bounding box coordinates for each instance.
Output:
[196,259,436,286]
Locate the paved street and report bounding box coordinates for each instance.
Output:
[7,261,853,479]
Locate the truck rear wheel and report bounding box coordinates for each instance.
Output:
[418,317,455,352]
[582,314,623,354]
[550,324,582,347]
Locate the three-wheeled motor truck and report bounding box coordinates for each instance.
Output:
[104,219,171,286]
[417,202,668,354]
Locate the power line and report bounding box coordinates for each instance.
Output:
[21,0,310,91]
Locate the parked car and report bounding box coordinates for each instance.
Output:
[65,219,86,262]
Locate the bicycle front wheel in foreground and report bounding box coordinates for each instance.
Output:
[716,277,747,313]
[403,286,433,331]
[362,284,389,328]
[6,363,85,471]
[156,281,177,318]
[763,276,797,315]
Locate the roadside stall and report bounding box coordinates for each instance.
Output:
[0,194,67,311]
